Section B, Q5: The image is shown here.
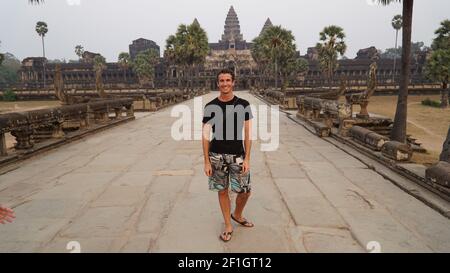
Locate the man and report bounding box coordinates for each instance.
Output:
[0,205,15,224]
[202,68,254,242]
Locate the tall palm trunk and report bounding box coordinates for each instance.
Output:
[42,36,46,90]
[392,29,399,84]
[390,0,413,143]
[274,57,278,91]
[442,81,449,108]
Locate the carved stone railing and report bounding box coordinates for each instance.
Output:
[296,95,352,137]
[426,126,450,194]
[0,98,134,156]
[349,126,388,151]
[134,89,208,112]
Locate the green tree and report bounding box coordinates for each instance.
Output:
[36,21,48,89]
[2,89,16,102]
[277,54,308,91]
[165,19,209,90]
[381,41,428,59]
[431,20,450,51]
[391,14,403,83]
[132,49,159,88]
[251,35,271,90]
[0,53,21,87]
[377,0,414,143]
[93,55,107,97]
[75,45,84,61]
[0,54,4,66]
[316,25,347,89]
[252,25,301,92]
[118,52,131,82]
[426,20,450,108]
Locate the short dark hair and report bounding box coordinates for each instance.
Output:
[216,68,235,82]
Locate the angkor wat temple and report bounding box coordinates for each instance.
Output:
[14,6,435,93]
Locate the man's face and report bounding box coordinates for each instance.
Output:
[217,73,234,95]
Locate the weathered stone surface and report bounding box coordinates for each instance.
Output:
[440,126,450,163]
[381,141,413,161]
[350,125,388,151]
[311,121,330,137]
[1,91,449,253]
[426,161,450,188]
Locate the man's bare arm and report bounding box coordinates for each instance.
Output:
[202,123,212,176]
[243,119,252,174]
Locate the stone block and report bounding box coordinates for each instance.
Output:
[426,161,450,189]
[381,141,413,161]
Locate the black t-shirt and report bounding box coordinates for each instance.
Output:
[202,96,253,155]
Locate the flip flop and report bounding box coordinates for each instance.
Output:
[219,231,233,242]
[231,214,254,227]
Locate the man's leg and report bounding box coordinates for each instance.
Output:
[233,191,251,221]
[218,189,233,240]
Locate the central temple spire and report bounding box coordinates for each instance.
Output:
[220,5,243,43]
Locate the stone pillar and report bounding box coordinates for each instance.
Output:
[323,114,333,128]
[338,119,356,137]
[0,132,7,156]
[52,122,65,138]
[86,105,93,126]
[11,128,34,150]
[356,100,370,119]
[126,105,134,117]
[114,107,123,119]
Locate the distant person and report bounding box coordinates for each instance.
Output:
[202,69,254,242]
[0,205,15,224]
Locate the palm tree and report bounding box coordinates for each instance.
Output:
[93,55,107,97]
[253,26,299,91]
[75,45,84,61]
[251,35,270,90]
[377,0,414,143]
[426,20,450,108]
[132,49,159,88]
[431,19,450,51]
[118,52,131,83]
[36,21,48,89]
[316,25,347,89]
[0,41,4,66]
[391,14,403,83]
[165,19,209,91]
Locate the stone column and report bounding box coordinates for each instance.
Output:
[52,122,65,138]
[86,105,93,126]
[114,107,123,119]
[11,128,34,150]
[356,100,370,119]
[0,132,7,156]
[126,105,134,117]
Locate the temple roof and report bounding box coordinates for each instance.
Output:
[259,18,273,36]
[220,5,243,42]
[193,18,200,26]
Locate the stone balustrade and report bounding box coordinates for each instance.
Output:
[349,126,388,151]
[425,126,450,193]
[0,98,134,156]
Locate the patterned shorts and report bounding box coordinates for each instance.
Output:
[208,152,251,193]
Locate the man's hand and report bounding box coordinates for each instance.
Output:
[0,206,15,224]
[242,159,250,174]
[204,162,213,177]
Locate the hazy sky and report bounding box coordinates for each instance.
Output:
[0,0,449,62]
